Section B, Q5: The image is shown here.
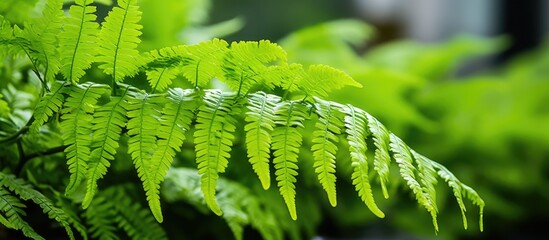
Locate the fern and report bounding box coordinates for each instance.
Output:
[0,172,74,240]
[220,40,287,95]
[0,187,44,240]
[365,112,392,199]
[244,92,280,189]
[61,83,109,195]
[19,0,63,83]
[271,101,308,220]
[83,85,131,208]
[59,0,99,84]
[145,88,196,222]
[341,104,385,218]
[195,90,240,215]
[389,133,439,232]
[85,195,119,240]
[30,81,67,133]
[311,98,343,206]
[96,0,142,83]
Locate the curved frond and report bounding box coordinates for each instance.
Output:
[220,40,287,95]
[389,133,438,232]
[271,101,308,220]
[61,83,109,195]
[180,38,229,88]
[59,0,99,83]
[20,0,64,83]
[431,159,485,231]
[85,196,119,240]
[147,88,197,222]
[97,0,143,82]
[244,92,280,189]
[289,64,362,98]
[311,98,343,206]
[30,81,68,133]
[0,187,44,240]
[0,173,74,239]
[83,86,131,208]
[194,90,239,215]
[365,113,391,199]
[341,104,385,218]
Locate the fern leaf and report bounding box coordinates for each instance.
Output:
[430,159,485,231]
[97,0,143,82]
[85,196,120,240]
[61,83,109,195]
[365,113,391,199]
[147,88,196,222]
[126,91,161,221]
[109,188,168,240]
[0,186,46,240]
[244,92,280,189]
[195,90,239,215]
[30,81,67,133]
[220,40,287,95]
[82,86,131,208]
[271,101,308,220]
[0,173,75,239]
[311,98,343,206]
[287,64,362,98]
[180,38,229,87]
[146,67,180,93]
[59,0,100,83]
[20,0,63,83]
[341,104,385,218]
[143,45,186,91]
[389,134,439,232]
[55,195,89,240]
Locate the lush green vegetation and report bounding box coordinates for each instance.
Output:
[6,0,541,239]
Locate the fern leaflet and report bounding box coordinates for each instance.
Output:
[180,38,229,88]
[365,112,392,199]
[0,187,44,240]
[221,40,287,95]
[342,104,385,218]
[195,90,239,215]
[30,81,67,133]
[244,92,280,189]
[311,98,343,206]
[97,0,143,82]
[271,101,308,220]
[147,88,196,222]
[83,85,131,208]
[389,133,439,232]
[0,173,74,240]
[61,83,109,195]
[59,0,99,83]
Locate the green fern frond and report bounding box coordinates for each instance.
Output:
[221,40,287,95]
[195,90,239,215]
[109,188,168,240]
[30,81,68,133]
[146,67,180,93]
[430,159,485,231]
[0,187,44,240]
[301,64,362,98]
[59,0,100,83]
[163,168,282,240]
[20,0,63,83]
[365,112,392,199]
[146,88,196,222]
[85,196,119,240]
[143,45,186,92]
[244,92,280,189]
[55,195,89,240]
[127,91,161,221]
[389,134,439,232]
[311,98,343,207]
[97,0,143,82]
[83,85,131,208]
[0,173,74,239]
[271,101,308,220]
[61,83,110,195]
[341,104,385,218]
[180,38,229,88]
